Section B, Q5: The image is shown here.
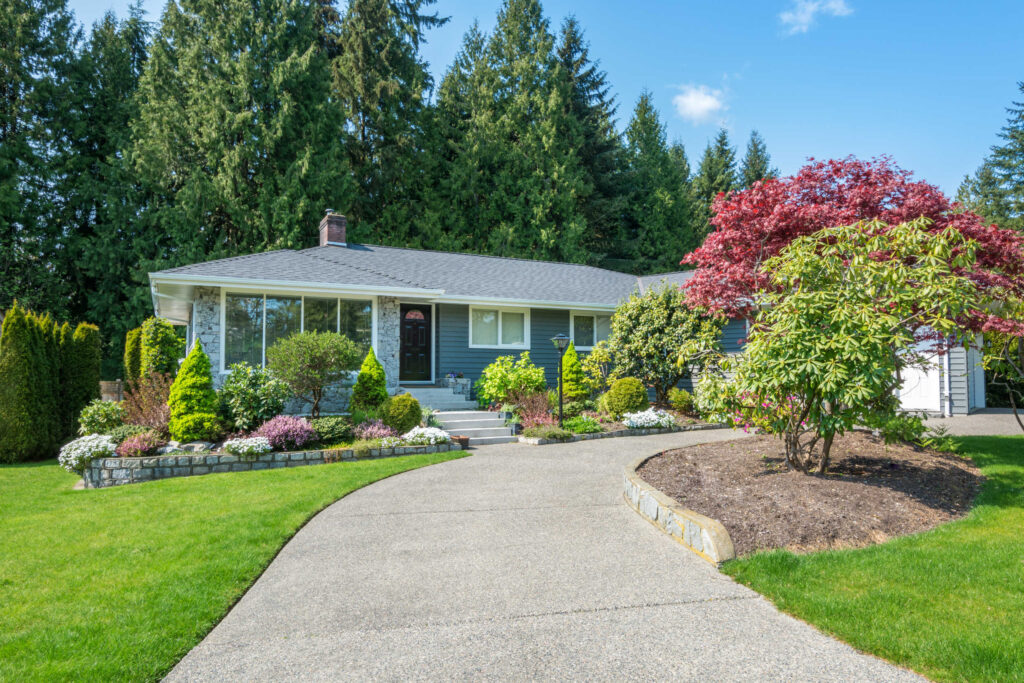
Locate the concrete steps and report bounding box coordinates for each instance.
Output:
[401,386,477,412]
[433,410,517,446]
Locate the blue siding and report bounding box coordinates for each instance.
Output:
[721,317,747,353]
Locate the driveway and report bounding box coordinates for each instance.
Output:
[168,430,921,682]
[926,408,1023,436]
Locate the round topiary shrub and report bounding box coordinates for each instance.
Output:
[311,416,353,446]
[604,377,648,418]
[381,393,421,434]
[168,342,221,442]
[350,348,388,411]
[668,387,694,414]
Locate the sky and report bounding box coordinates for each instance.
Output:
[68,0,1024,196]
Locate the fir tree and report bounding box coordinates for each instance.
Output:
[692,128,737,240]
[738,130,777,189]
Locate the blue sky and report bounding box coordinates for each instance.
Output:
[69,0,1023,195]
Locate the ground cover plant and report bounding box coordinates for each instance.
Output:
[721,436,1024,682]
[0,451,467,681]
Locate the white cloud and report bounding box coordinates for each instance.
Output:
[780,0,852,35]
[672,85,726,124]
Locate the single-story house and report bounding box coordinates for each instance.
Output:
[148,211,985,415]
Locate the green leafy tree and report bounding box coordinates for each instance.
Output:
[123,327,142,384]
[608,285,724,405]
[168,342,220,442]
[738,130,777,189]
[985,299,1024,431]
[266,332,361,418]
[560,342,587,402]
[350,348,389,411]
[140,317,184,377]
[700,219,990,474]
[692,128,737,240]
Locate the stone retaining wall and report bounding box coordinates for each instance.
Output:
[623,454,735,565]
[518,423,722,445]
[83,442,463,489]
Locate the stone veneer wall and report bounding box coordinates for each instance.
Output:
[83,442,464,489]
[193,286,222,384]
[376,296,401,393]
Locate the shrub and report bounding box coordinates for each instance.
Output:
[107,424,151,444]
[218,362,291,431]
[123,327,142,385]
[563,399,596,418]
[311,416,353,446]
[522,425,573,441]
[422,407,440,427]
[254,415,317,451]
[560,342,588,401]
[140,317,184,377]
[398,426,451,445]
[353,419,398,440]
[508,390,553,428]
[350,348,388,411]
[78,399,126,435]
[115,431,166,458]
[580,339,613,396]
[124,372,173,436]
[349,406,380,426]
[223,436,273,458]
[872,413,927,445]
[0,304,56,462]
[58,435,116,474]
[622,408,676,429]
[64,323,102,436]
[604,377,648,418]
[351,438,383,457]
[266,331,361,418]
[381,393,421,434]
[563,415,602,434]
[475,352,546,406]
[168,342,221,442]
[668,387,694,414]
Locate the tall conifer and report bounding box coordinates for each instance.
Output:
[692,128,737,240]
[738,130,777,189]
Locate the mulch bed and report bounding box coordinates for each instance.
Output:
[636,431,983,556]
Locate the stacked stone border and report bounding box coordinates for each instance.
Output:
[518,423,722,445]
[623,453,736,565]
[82,443,463,489]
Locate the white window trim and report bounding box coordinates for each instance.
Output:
[468,305,531,350]
[219,289,377,373]
[570,311,611,351]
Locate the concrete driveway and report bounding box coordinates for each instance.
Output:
[926,408,1023,436]
[167,430,921,682]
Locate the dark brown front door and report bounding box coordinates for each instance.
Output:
[400,304,431,382]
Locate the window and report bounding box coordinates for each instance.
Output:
[222,293,374,370]
[571,312,611,350]
[469,307,529,349]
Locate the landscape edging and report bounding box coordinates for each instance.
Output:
[623,453,736,565]
[82,442,463,489]
[518,423,722,445]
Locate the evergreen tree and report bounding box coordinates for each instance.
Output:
[957,82,1024,232]
[168,341,220,442]
[692,128,737,240]
[621,92,696,273]
[556,17,625,264]
[561,342,587,401]
[132,0,352,268]
[738,130,777,189]
[63,323,102,441]
[331,0,446,245]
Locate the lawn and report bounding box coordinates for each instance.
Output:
[723,435,1024,682]
[0,452,467,681]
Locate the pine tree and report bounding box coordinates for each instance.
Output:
[621,92,696,273]
[738,130,777,189]
[692,128,737,240]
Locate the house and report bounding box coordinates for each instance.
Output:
[148,210,984,415]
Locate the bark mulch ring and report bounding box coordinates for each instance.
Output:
[636,431,983,557]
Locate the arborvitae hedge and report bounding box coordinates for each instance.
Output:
[140,316,184,377]
[123,327,142,384]
[168,342,221,442]
[350,348,388,411]
[0,305,45,462]
[68,323,102,435]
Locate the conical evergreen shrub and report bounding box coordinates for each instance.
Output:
[0,304,49,462]
[168,342,221,442]
[67,323,102,437]
[350,348,388,411]
[561,342,587,401]
[124,327,142,384]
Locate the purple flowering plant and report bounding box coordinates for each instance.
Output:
[115,431,166,458]
[255,415,317,451]
[353,419,398,440]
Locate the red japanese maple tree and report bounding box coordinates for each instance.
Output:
[682,156,1024,335]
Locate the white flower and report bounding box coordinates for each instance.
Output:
[399,426,452,446]
[223,436,273,458]
[622,409,676,429]
[380,436,403,448]
[59,435,117,474]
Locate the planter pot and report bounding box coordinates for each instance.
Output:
[451,435,471,449]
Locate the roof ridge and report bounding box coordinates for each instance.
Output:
[158,249,294,273]
[299,248,437,291]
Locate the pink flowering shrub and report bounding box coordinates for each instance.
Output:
[255,415,317,451]
[353,419,398,440]
[115,430,166,458]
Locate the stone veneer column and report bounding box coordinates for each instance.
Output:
[192,286,223,387]
[376,296,401,393]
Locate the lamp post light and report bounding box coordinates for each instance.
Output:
[551,333,570,428]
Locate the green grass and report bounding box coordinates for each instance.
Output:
[0,452,466,681]
[723,436,1024,682]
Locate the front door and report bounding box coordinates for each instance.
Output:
[400,304,432,382]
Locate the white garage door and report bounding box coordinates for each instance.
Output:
[899,354,942,413]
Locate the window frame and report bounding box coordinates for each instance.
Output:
[219,289,376,373]
[570,311,612,351]
[467,306,531,350]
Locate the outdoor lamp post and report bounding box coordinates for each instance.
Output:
[551,333,570,427]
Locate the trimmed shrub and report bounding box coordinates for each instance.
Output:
[668,387,694,414]
[522,425,573,441]
[58,434,116,474]
[140,317,184,377]
[107,424,151,444]
[124,327,142,385]
[168,342,221,442]
[78,399,126,435]
[354,419,397,440]
[381,393,421,434]
[255,415,317,451]
[115,431,166,458]
[350,348,388,412]
[266,331,361,418]
[563,415,602,434]
[218,362,291,431]
[311,416,353,446]
[604,377,648,418]
[476,352,547,407]
[66,323,102,434]
[560,342,587,402]
[124,372,173,436]
[0,304,49,462]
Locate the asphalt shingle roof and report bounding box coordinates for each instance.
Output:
[152,243,694,306]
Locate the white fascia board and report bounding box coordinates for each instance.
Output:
[148,273,444,299]
[433,294,617,312]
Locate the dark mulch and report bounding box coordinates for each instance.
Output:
[636,431,982,556]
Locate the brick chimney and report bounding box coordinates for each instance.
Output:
[319,209,347,247]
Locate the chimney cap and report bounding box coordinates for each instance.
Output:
[324,208,334,215]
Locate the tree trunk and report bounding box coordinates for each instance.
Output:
[816,433,834,474]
